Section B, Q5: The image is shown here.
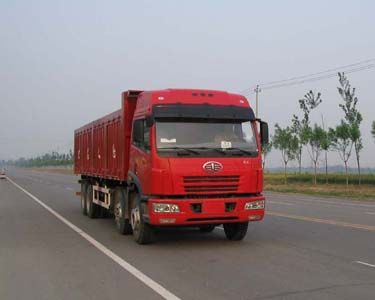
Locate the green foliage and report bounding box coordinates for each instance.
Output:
[273,124,299,183]
[299,90,322,125]
[329,121,353,185]
[337,72,363,183]
[291,90,323,173]
[13,151,73,168]
[261,137,272,169]
[307,124,326,155]
[273,124,299,163]
[306,124,326,184]
[321,127,333,151]
[338,72,362,125]
[329,121,353,162]
[262,138,272,156]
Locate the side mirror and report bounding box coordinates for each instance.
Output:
[260,121,269,146]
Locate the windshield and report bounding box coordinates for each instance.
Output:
[155,120,259,157]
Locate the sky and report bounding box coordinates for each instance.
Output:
[1,0,374,168]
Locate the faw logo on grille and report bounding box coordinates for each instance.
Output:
[203,161,223,173]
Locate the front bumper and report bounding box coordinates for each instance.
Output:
[147,195,265,226]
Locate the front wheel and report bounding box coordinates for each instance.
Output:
[114,188,132,235]
[223,222,248,241]
[130,193,155,244]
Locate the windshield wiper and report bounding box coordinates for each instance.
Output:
[159,147,200,155]
[225,148,258,156]
[190,147,228,155]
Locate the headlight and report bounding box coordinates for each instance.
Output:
[245,200,265,210]
[153,203,180,213]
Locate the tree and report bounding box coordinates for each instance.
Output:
[273,124,299,184]
[372,121,375,141]
[329,121,353,186]
[13,151,73,167]
[291,115,305,174]
[321,115,333,184]
[306,124,326,185]
[321,127,333,184]
[262,138,272,170]
[299,90,323,122]
[337,72,362,184]
[292,90,322,173]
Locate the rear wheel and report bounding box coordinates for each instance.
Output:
[114,188,132,235]
[199,225,216,232]
[97,206,108,219]
[130,193,155,244]
[223,222,248,241]
[86,185,98,218]
[80,183,87,215]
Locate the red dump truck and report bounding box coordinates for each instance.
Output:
[74,89,268,244]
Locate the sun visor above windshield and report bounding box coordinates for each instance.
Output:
[153,104,255,121]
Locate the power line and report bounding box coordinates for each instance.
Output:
[240,58,375,96]
[259,58,375,87]
[262,64,375,91]
[240,58,375,118]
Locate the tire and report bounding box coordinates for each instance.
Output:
[114,188,132,235]
[97,206,108,219]
[130,193,155,244]
[223,222,249,241]
[199,225,216,233]
[80,183,87,215]
[86,185,98,219]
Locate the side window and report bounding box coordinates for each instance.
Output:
[132,119,151,151]
[133,119,143,147]
[143,120,150,150]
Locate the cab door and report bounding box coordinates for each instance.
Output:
[129,119,152,194]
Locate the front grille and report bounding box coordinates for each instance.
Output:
[183,175,240,193]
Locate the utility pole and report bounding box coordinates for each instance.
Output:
[254,85,261,118]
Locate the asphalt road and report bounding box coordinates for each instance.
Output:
[1,168,374,300]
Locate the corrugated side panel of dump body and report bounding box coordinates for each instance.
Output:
[74,109,125,180]
[74,90,141,181]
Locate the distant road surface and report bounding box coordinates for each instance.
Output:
[1,168,374,300]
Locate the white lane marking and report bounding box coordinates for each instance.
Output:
[354,261,375,268]
[268,201,293,206]
[65,187,74,191]
[365,212,375,215]
[268,211,375,232]
[7,177,180,300]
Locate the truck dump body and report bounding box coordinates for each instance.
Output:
[74,109,123,179]
[74,90,141,181]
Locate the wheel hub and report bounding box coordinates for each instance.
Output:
[114,202,122,224]
[130,207,140,230]
[86,197,90,213]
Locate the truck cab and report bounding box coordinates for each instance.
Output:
[126,89,268,243]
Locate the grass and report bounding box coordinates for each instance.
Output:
[28,166,74,175]
[264,172,375,200]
